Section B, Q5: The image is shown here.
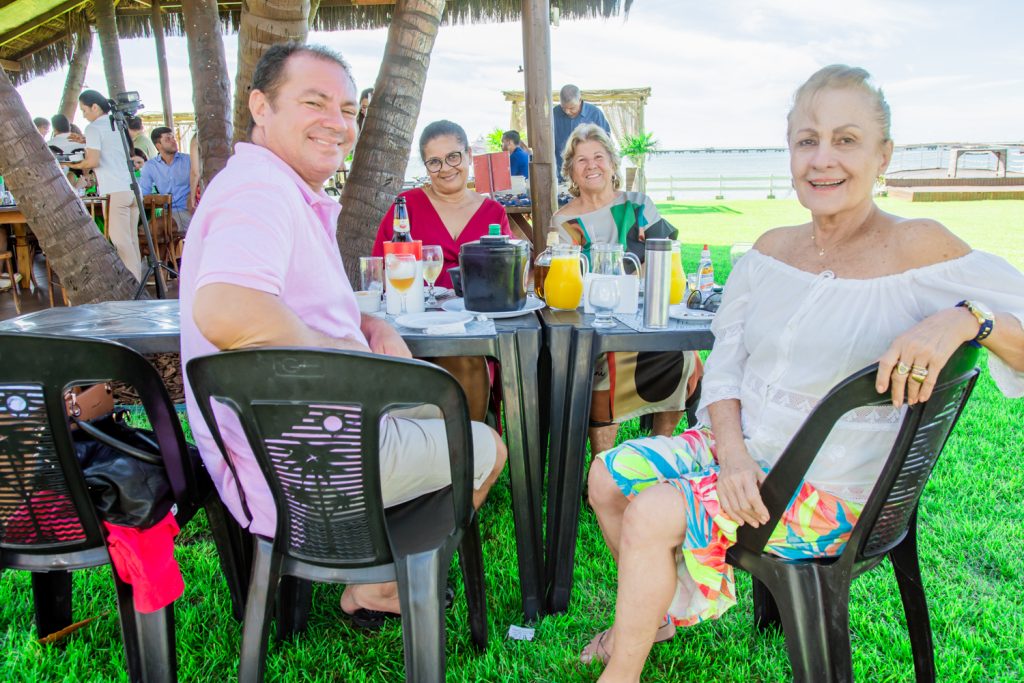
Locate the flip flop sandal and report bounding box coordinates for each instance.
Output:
[342,585,456,631]
[579,622,676,665]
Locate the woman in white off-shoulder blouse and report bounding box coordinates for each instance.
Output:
[579,64,1024,681]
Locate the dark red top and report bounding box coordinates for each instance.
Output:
[372,187,512,288]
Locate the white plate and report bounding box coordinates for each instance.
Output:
[442,297,545,319]
[394,312,473,329]
[669,305,715,321]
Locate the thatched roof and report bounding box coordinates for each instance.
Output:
[1,0,634,85]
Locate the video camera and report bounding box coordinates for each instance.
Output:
[108,91,143,117]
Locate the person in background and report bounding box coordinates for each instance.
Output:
[128,116,158,160]
[189,134,202,209]
[551,122,701,458]
[356,86,373,132]
[132,149,148,173]
[49,114,83,154]
[66,89,141,281]
[502,130,530,179]
[140,126,193,234]
[179,42,506,628]
[372,119,512,422]
[579,64,1024,682]
[553,84,610,181]
[34,116,50,138]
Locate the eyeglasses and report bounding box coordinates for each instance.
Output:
[424,151,464,173]
[687,287,722,312]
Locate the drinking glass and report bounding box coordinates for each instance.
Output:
[422,245,444,308]
[730,242,753,266]
[589,276,620,328]
[385,253,417,314]
[359,256,384,295]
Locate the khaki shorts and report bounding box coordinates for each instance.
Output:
[379,405,498,507]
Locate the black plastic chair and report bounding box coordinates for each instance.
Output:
[726,345,980,683]
[0,333,248,682]
[186,348,488,683]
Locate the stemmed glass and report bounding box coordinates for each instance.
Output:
[589,276,620,328]
[422,245,444,308]
[385,253,417,315]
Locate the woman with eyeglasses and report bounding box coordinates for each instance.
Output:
[372,120,512,422]
[551,123,703,458]
[373,120,511,289]
[580,65,1024,681]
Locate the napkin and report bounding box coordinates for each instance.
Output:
[425,321,468,335]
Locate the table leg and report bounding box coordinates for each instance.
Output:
[13,223,32,286]
[508,213,534,244]
[545,327,596,614]
[497,329,545,621]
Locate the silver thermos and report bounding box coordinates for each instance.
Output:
[643,239,673,328]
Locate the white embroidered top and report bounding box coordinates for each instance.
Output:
[696,249,1024,502]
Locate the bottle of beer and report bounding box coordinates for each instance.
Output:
[391,196,411,242]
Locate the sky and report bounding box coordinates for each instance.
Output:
[14,0,1024,150]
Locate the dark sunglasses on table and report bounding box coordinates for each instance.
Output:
[424,151,464,173]
[687,287,722,313]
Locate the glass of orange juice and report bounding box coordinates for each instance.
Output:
[669,241,686,305]
[544,244,588,311]
[385,253,417,314]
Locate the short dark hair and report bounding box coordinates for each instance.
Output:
[33,117,49,129]
[359,87,374,102]
[418,120,469,160]
[51,114,71,134]
[151,126,173,145]
[128,116,144,131]
[502,130,521,146]
[132,148,148,162]
[78,89,111,113]
[248,42,354,138]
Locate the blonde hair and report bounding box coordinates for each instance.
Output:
[561,123,622,197]
[787,64,892,142]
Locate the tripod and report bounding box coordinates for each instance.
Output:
[107,104,172,299]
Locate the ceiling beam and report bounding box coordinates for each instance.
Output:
[0,57,19,70]
[0,0,90,47]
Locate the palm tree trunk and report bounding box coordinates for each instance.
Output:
[230,0,310,147]
[59,27,92,123]
[338,0,446,286]
[0,71,142,303]
[93,0,126,96]
[181,0,233,187]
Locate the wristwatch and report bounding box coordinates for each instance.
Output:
[956,300,994,347]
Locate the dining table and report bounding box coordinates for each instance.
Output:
[538,306,715,614]
[0,298,548,620]
[0,206,31,284]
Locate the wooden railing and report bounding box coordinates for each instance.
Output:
[644,174,792,200]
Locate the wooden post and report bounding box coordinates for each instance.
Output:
[151,1,174,127]
[93,0,127,96]
[58,27,92,122]
[522,0,556,256]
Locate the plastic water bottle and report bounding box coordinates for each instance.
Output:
[697,243,715,293]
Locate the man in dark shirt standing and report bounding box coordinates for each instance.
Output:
[502,130,530,179]
[552,84,610,181]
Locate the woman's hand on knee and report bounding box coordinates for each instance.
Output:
[717,451,769,528]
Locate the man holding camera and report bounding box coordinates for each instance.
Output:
[66,89,142,281]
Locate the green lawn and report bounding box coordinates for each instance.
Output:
[3,199,1023,681]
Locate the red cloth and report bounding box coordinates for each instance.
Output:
[103,512,184,613]
[372,187,512,288]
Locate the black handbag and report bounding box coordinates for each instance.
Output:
[71,413,178,529]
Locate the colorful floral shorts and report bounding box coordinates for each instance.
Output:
[598,427,863,627]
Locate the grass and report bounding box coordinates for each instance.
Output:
[2,198,1023,681]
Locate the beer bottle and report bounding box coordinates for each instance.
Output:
[391,196,411,242]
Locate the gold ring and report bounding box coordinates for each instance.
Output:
[910,365,928,383]
[896,362,910,376]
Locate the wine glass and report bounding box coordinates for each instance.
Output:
[589,276,620,329]
[422,245,444,308]
[385,253,417,315]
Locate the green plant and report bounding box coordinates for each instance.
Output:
[620,131,658,190]
[486,127,505,153]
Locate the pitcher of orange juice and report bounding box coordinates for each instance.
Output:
[544,244,589,310]
[669,241,686,305]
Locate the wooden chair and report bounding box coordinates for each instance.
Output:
[0,250,21,314]
[139,195,178,274]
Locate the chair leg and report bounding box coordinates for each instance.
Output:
[457,519,489,651]
[31,571,73,639]
[275,577,312,641]
[890,518,937,683]
[761,565,853,683]
[751,576,783,633]
[111,566,176,683]
[204,497,252,622]
[395,549,448,683]
[239,538,283,683]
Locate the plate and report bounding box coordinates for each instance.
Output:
[394,312,473,329]
[442,297,545,319]
[669,305,715,321]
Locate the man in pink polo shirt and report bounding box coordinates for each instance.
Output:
[179,43,506,625]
